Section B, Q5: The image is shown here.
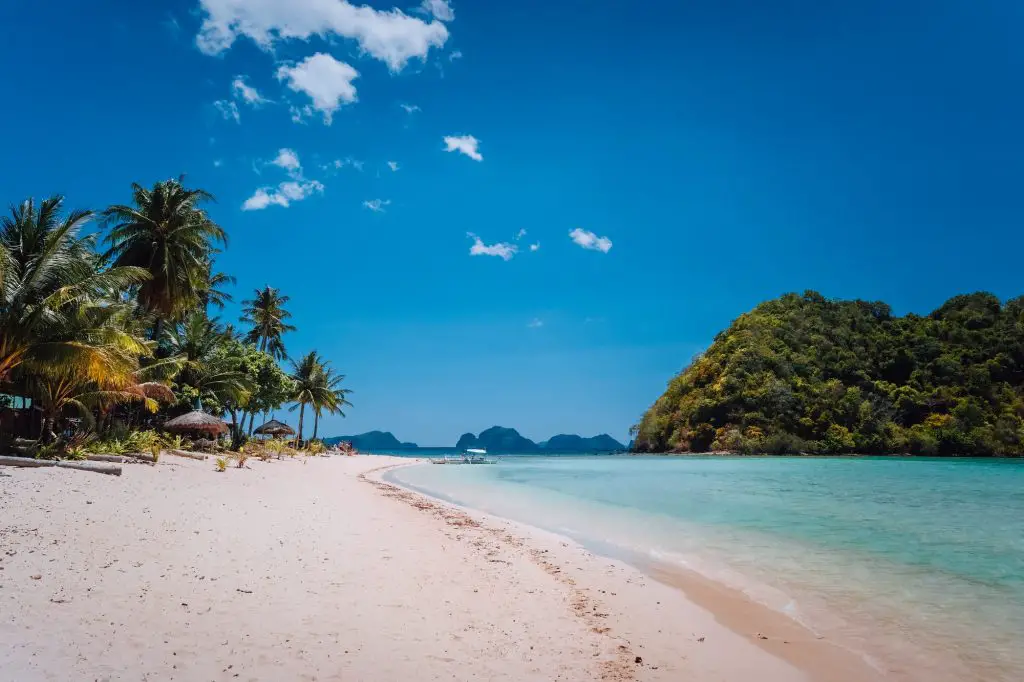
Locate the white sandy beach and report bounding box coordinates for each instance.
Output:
[0,455,881,682]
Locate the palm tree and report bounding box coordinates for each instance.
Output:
[289,351,330,447]
[0,196,148,385]
[241,286,295,360]
[312,365,352,441]
[30,302,155,441]
[167,311,253,410]
[102,178,226,339]
[198,259,236,313]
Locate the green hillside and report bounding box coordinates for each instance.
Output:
[633,291,1024,456]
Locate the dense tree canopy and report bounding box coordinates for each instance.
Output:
[633,291,1024,456]
[1,184,351,454]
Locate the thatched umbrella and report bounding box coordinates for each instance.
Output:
[135,382,176,404]
[163,410,229,437]
[254,419,295,438]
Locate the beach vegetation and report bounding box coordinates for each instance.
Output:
[215,457,228,472]
[0,185,351,460]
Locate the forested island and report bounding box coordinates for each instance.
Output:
[633,291,1024,456]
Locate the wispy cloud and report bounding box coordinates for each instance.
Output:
[569,227,613,253]
[444,134,482,161]
[323,157,364,172]
[277,53,359,125]
[363,199,391,212]
[243,180,324,210]
[232,76,268,106]
[515,229,527,240]
[214,75,268,124]
[417,0,455,22]
[213,159,223,168]
[527,318,544,329]
[387,161,400,172]
[271,148,301,176]
[400,103,421,114]
[243,148,324,210]
[195,0,449,72]
[163,14,181,38]
[449,49,463,61]
[467,233,517,261]
[529,242,540,252]
[214,99,239,123]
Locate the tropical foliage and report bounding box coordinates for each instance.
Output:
[0,182,351,455]
[633,291,1024,456]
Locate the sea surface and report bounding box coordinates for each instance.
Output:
[385,455,1024,681]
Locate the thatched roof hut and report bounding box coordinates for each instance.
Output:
[163,410,229,437]
[254,419,296,437]
[135,382,176,404]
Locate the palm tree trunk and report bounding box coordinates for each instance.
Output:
[296,402,305,448]
[247,411,256,436]
[151,317,164,343]
[313,411,319,441]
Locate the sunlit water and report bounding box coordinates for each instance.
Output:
[386,456,1024,681]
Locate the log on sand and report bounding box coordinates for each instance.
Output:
[0,456,121,477]
[86,453,126,463]
[169,449,209,461]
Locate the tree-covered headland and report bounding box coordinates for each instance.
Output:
[633,291,1024,456]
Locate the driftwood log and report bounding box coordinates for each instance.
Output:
[86,453,126,463]
[0,456,122,477]
[169,449,209,461]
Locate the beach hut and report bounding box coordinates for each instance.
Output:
[134,382,176,404]
[163,410,229,438]
[253,419,296,438]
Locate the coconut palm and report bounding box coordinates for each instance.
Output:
[289,351,331,446]
[199,259,236,312]
[102,178,226,338]
[29,302,155,441]
[167,311,253,410]
[311,365,353,441]
[0,196,148,385]
[241,286,295,361]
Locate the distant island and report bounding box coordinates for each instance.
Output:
[633,291,1024,457]
[324,431,418,450]
[327,427,625,453]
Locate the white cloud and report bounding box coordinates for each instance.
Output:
[515,229,527,240]
[324,157,364,172]
[214,99,240,123]
[271,148,302,175]
[418,0,455,22]
[529,242,540,252]
[242,180,324,210]
[232,77,268,106]
[527,318,544,329]
[243,148,323,210]
[277,53,358,125]
[449,49,463,61]
[444,134,482,161]
[400,103,421,114]
[213,159,223,168]
[569,228,613,253]
[387,161,400,172]
[195,0,449,72]
[363,199,391,212]
[467,233,516,261]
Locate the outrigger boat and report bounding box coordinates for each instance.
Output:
[434,448,498,464]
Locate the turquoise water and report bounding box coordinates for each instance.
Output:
[388,456,1024,681]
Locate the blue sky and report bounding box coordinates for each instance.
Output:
[1,1,1022,445]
